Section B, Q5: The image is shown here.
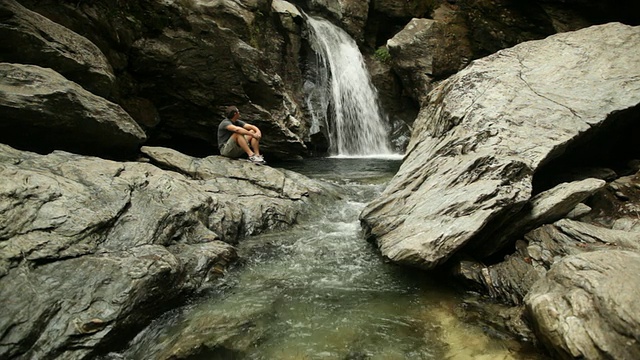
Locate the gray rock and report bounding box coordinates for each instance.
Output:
[0,0,116,98]
[525,250,640,359]
[386,19,438,105]
[0,63,146,158]
[0,144,333,359]
[525,219,640,269]
[612,218,640,233]
[454,211,640,310]
[387,16,471,105]
[361,23,640,270]
[272,0,302,35]
[17,0,309,158]
[469,178,606,257]
[139,146,328,202]
[306,0,369,42]
[452,253,541,306]
[566,203,592,219]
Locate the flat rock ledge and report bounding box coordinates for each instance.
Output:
[0,144,333,360]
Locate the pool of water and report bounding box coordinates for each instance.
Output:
[118,158,545,359]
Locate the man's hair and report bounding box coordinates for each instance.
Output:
[226,106,239,119]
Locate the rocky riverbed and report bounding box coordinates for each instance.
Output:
[1,0,640,358]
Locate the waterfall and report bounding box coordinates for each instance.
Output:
[305,16,393,157]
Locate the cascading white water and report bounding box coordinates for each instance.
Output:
[305,16,393,156]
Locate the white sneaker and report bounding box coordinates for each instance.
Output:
[249,155,266,164]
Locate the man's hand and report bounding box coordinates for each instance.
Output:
[248,127,262,140]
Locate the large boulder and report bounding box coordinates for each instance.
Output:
[525,250,640,359]
[0,144,333,359]
[360,23,640,270]
[450,168,640,353]
[0,63,146,158]
[0,0,116,98]
[386,16,472,105]
[467,178,606,258]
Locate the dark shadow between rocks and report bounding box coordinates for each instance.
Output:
[533,105,640,195]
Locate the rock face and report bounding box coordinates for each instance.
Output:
[363,20,640,359]
[360,23,640,270]
[526,250,640,359]
[468,178,607,258]
[387,16,472,105]
[0,0,116,98]
[451,168,640,354]
[0,63,146,157]
[0,144,333,359]
[125,0,309,158]
[12,0,309,158]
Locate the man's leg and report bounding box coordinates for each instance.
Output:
[232,133,255,157]
[250,137,261,157]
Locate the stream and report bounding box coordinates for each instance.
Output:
[119,158,545,360]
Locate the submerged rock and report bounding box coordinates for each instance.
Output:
[361,22,640,270]
[0,144,332,359]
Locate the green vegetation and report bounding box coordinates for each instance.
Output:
[374,46,391,63]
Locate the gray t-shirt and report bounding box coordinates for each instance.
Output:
[217,118,246,150]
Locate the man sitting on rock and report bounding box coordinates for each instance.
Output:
[217,106,266,164]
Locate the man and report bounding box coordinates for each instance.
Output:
[217,106,266,164]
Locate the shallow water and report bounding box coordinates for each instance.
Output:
[120,158,545,359]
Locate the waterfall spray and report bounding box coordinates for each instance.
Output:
[305,16,393,157]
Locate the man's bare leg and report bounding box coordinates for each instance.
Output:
[250,137,261,157]
[231,133,255,157]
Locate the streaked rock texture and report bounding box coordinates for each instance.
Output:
[526,250,640,359]
[361,23,640,270]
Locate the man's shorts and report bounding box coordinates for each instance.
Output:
[220,136,246,158]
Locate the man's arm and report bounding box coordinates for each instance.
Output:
[242,123,262,140]
[225,123,259,138]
